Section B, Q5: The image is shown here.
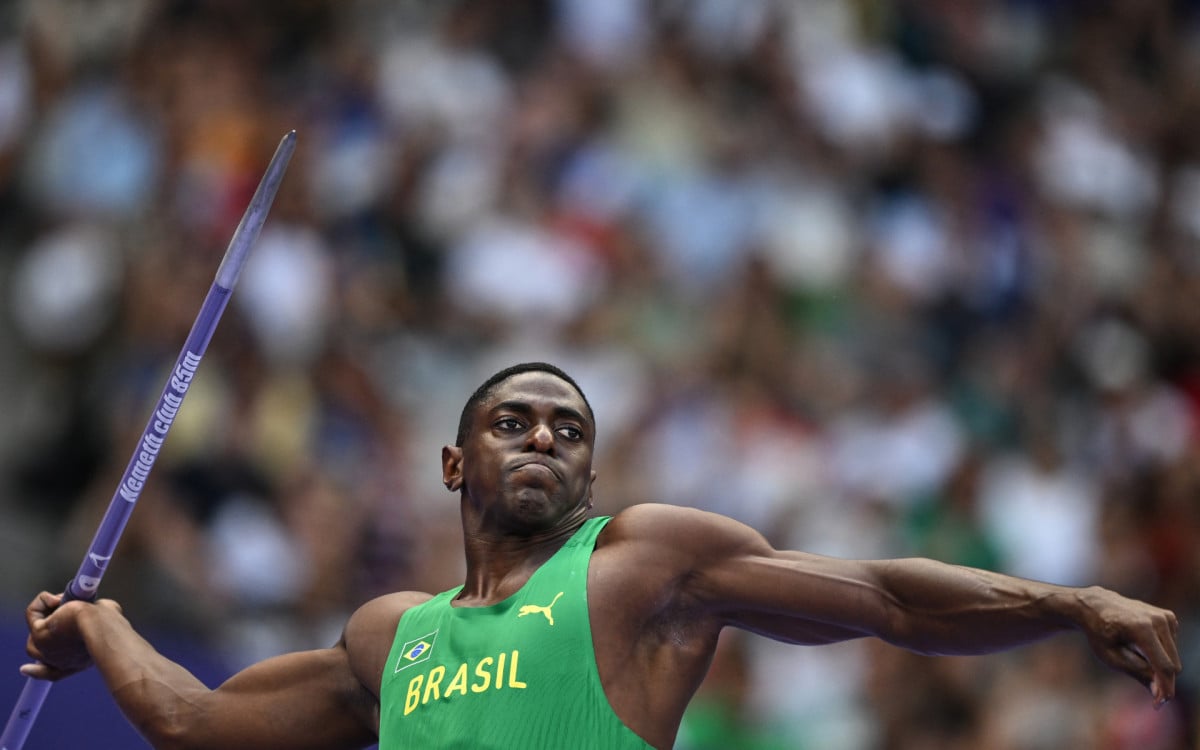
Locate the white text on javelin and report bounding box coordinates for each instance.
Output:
[118,350,201,502]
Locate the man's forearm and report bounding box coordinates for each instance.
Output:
[872,556,1182,706]
[76,603,211,748]
[872,558,1098,655]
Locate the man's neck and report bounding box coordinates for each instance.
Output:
[455,511,588,606]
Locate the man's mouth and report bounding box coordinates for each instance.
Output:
[510,460,558,480]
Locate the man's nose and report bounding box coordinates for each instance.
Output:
[527,424,554,453]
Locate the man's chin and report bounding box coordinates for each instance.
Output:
[503,492,584,531]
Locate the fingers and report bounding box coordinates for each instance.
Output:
[1101,624,1181,709]
[1158,611,1181,671]
[22,636,73,682]
[23,591,107,681]
[1104,643,1153,687]
[25,591,62,626]
[1140,612,1182,707]
[18,661,72,682]
[25,635,45,664]
[26,591,122,630]
[23,631,94,680]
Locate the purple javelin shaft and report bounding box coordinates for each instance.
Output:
[1,130,297,750]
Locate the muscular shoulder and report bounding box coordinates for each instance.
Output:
[346,591,433,635]
[590,504,773,606]
[343,591,433,699]
[597,503,771,562]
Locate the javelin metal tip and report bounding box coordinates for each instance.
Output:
[212,131,298,289]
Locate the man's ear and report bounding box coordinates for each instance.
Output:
[587,469,597,509]
[442,445,464,491]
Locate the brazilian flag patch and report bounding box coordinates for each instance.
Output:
[395,630,438,672]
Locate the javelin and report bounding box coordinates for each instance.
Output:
[0,130,298,750]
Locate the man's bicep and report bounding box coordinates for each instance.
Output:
[188,647,378,749]
[609,505,892,644]
[680,515,894,644]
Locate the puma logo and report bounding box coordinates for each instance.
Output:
[518,592,564,626]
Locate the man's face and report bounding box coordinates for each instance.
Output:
[445,371,596,532]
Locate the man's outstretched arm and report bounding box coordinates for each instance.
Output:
[622,504,1181,706]
[23,592,380,750]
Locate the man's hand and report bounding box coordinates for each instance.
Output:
[1076,586,1181,708]
[21,591,122,681]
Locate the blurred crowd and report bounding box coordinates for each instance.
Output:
[0,0,1198,747]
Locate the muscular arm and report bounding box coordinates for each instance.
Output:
[615,504,1181,706]
[22,592,405,750]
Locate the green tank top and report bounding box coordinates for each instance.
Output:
[378,516,653,749]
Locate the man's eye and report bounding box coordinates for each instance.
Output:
[496,417,522,431]
[558,426,583,441]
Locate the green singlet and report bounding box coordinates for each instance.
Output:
[378,516,654,749]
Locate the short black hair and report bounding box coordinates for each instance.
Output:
[455,362,594,446]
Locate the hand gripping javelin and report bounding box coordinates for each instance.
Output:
[0,130,298,750]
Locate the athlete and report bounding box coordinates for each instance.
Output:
[22,362,1182,749]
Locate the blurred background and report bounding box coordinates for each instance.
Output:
[0,0,1197,747]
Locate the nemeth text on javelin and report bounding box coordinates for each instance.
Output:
[118,350,202,502]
